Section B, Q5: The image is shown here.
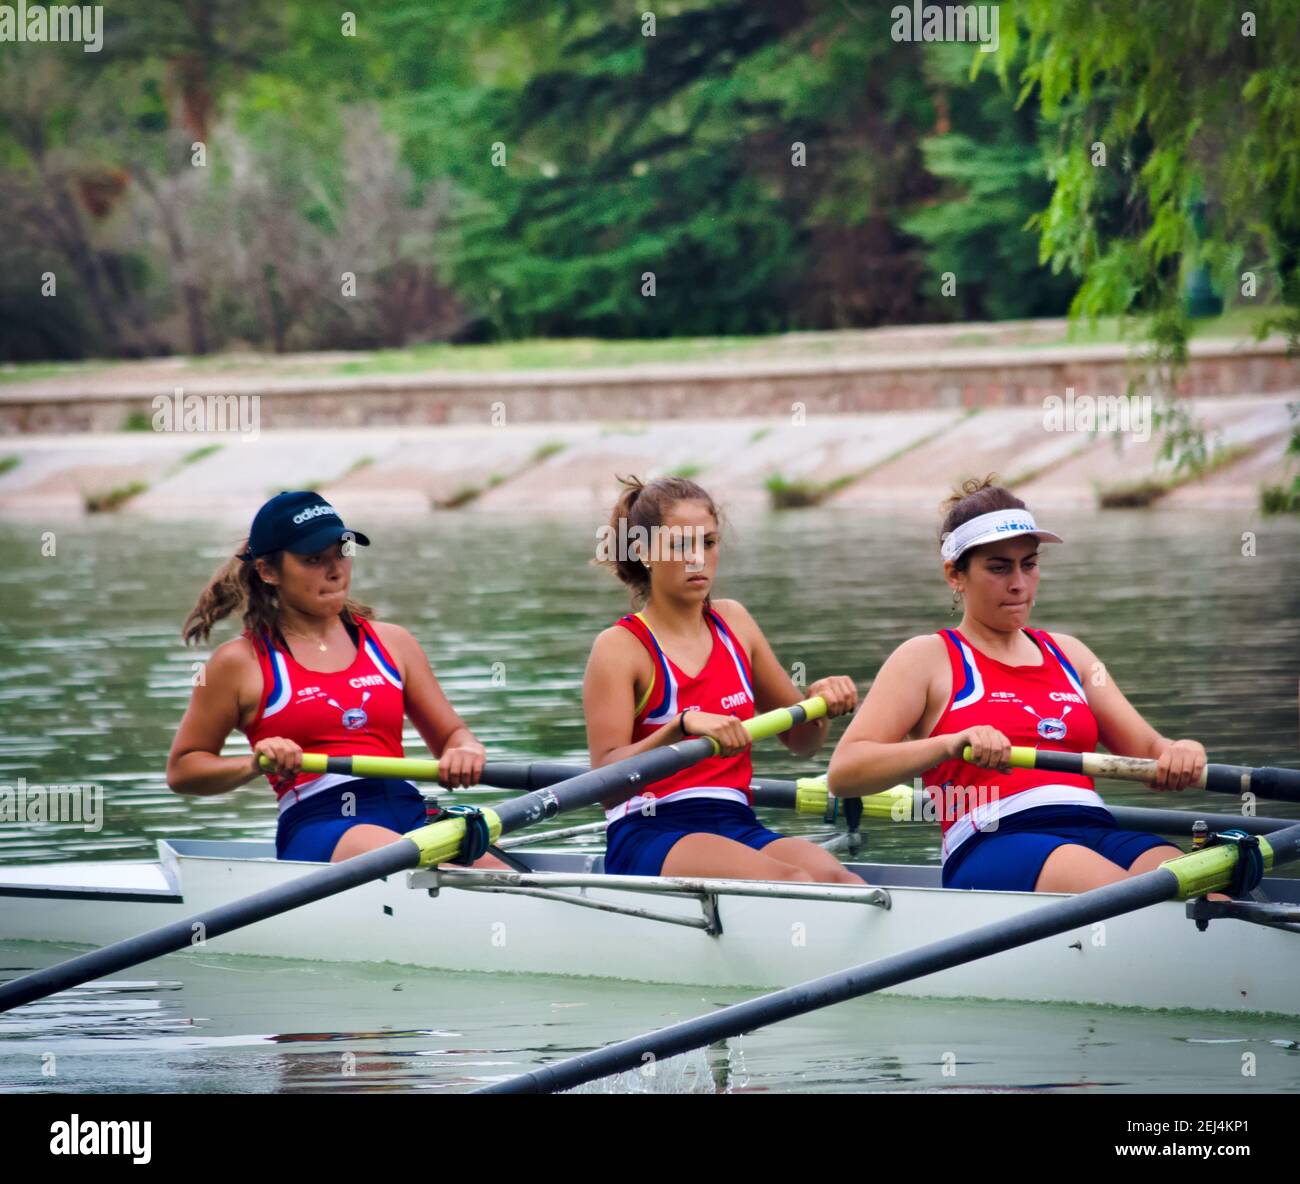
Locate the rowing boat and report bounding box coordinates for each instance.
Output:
[4,832,1298,1016]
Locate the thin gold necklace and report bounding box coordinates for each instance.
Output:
[282,626,331,653]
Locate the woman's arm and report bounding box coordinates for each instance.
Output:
[583,627,752,809]
[166,639,293,794]
[711,599,856,760]
[1055,634,1206,790]
[377,622,485,789]
[827,635,987,796]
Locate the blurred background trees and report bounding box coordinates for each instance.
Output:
[1,0,1295,361]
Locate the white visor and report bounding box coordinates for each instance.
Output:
[940,508,1063,562]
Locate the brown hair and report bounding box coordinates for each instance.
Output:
[597,475,722,607]
[939,475,1027,570]
[182,541,372,647]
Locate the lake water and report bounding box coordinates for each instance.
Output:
[2,506,1298,1092]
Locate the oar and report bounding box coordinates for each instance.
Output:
[275,755,920,820]
[0,697,826,1015]
[306,755,1296,842]
[421,757,1297,841]
[465,762,1298,840]
[263,754,587,785]
[777,775,1297,838]
[975,746,1300,804]
[478,817,1300,1094]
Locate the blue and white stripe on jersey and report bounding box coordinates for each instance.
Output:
[1035,630,1086,700]
[945,628,986,711]
[709,611,754,699]
[260,635,293,719]
[363,634,404,690]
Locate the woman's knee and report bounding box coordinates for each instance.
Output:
[331,823,401,862]
[1125,845,1183,875]
[765,861,815,882]
[1034,843,1128,893]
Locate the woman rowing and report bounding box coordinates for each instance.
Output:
[585,476,861,884]
[167,491,501,866]
[828,477,1208,893]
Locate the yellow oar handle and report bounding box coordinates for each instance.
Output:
[794,777,917,819]
[729,695,827,751]
[961,745,1046,769]
[259,697,828,782]
[258,753,444,780]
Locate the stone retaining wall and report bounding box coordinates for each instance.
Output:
[2,339,1296,435]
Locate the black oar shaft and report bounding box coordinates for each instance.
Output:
[1107,805,1294,836]
[1023,749,1300,804]
[0,746,701,1015]
[0,840,421,1014]
[481,869,1182,1094]
[0,700,824,1015]
[481,764,806,812]
[475,767,1298,836]
[477,761,587,790]
[481,820,1300,1094]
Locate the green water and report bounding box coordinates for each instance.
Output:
[1,507,1297,865]
[1,506,1299,1092]
[2,944,1297,1094]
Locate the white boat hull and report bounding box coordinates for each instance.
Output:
[2,839,1297,1016]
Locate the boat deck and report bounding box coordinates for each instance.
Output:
[2,838,1298,902]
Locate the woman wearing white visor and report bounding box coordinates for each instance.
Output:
[828,477,1208,894]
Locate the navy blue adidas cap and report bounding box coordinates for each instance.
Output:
[244,491,371,559]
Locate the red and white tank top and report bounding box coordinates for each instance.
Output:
[242,616,406,811]
[919,627,1101,863]
[608,608,756,823]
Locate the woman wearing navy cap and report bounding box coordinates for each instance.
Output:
[167,491,502,866]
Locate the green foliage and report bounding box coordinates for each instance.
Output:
[765,471,855,510]
[181,444,224,466]
[1260,401,1300,515]
[83,481,149,513]
[530,441,566,464]
[2,0,1297,362]
[995,0,1300,351]
[902,44,1075,320]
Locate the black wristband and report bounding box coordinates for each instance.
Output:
[678,709,691,737]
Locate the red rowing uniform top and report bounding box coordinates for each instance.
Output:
[609,608,756,823]
[242,616,406,811]
[919,627,1102,864]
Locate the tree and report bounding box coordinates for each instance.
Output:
[991,0,1300,354]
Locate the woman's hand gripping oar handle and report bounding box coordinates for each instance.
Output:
[962,746,1300,804]
[262,696,826,786]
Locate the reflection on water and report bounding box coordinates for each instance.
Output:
[2,943,1297,1094]
[1,507,1297,867]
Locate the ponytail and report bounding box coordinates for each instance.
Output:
[182,541,372,646]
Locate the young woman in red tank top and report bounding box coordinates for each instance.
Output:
[828,477,1210,895]
[584,476,861,884]
[166,491,503,867]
